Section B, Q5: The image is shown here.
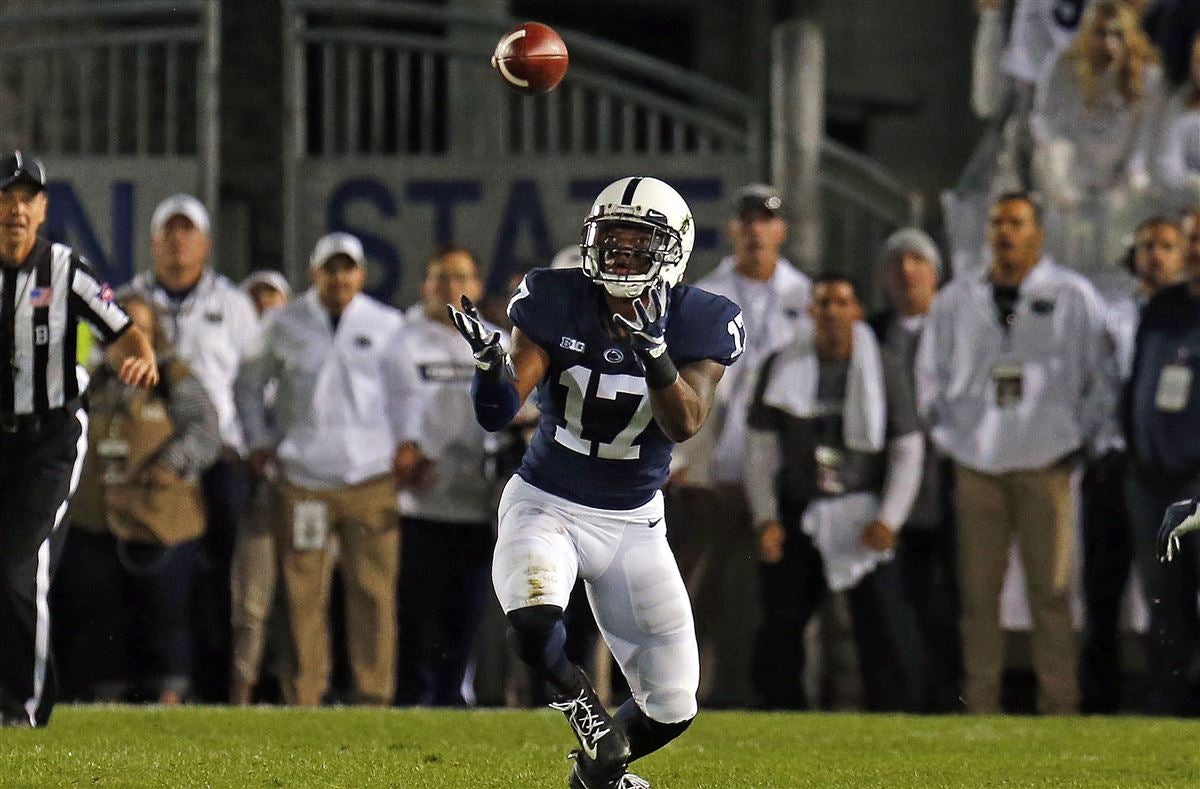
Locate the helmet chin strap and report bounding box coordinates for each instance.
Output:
[602,278,653,299]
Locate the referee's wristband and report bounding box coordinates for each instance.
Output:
[637,345,678,390]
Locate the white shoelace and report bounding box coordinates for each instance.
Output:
[550,690,612,749]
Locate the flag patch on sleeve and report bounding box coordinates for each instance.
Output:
[29,287,53,307]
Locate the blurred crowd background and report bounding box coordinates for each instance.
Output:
[6,0,1200,716]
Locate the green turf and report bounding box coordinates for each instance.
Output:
[0,706,1196,788]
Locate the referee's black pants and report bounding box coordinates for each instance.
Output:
[0,405,85,727]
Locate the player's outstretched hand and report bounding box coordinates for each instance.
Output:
[447,295,507,372]
[613,281,669,358]
[1158,497,1200,562]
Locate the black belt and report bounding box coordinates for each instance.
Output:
[0,398,83,434]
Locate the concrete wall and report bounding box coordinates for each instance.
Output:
[799,0,983,212]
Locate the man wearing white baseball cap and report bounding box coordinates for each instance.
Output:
[229,268,292,704]
[150,193,211,237]
[240,270,292,317]
[235,231,419,706]
[126,192,260,702]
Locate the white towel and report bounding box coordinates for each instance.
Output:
[801,492,890,591]
[760,320,887,453]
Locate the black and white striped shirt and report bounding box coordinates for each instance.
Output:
[0,238,131,416]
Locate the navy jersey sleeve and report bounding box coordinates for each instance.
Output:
[666,284,745,367]
[506,267,564,352]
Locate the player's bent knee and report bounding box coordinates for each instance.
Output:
[491,532,574,612]
[506,604,566,667]
[643,687,697,724]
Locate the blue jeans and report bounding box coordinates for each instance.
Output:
[194,458,253,702]
[753,513,929,711]
[395,518,494,706]
[895,522,962,712]
[53,530,200,699]
[1079,453,1133,713]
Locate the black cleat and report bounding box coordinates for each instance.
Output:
[549,682,630,776]
[567,752,651,789]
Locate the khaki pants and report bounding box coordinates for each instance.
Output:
[276,475,399,706]
[230,481,286,688]
[956,462,1077,715]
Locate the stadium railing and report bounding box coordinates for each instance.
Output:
[0,0,221,216]
[281,0,915,287]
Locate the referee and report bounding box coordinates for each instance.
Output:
[0,151,157,728]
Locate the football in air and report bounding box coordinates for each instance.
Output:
[491,22,569,95]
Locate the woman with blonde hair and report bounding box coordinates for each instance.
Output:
[1031,0,1164,207]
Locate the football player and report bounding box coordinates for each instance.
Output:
[449,177,743,789]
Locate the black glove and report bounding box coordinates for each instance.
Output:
[614,281,669,356]
[613,282,677,389]
[447,296,509,374]
[1157,497,1200,563]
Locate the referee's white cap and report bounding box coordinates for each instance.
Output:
[151,193,211,236]
[310,232,365,270]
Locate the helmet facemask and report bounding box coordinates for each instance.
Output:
[580,216,683,299]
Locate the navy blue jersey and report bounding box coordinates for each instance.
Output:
[508,267,745,509]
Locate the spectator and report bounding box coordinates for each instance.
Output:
[228,270,292,705]
[1129,215,1190,300]
[1004,0,1090,92]
[1121,207,1200,715]
[1156,36,1200,197]
[235,232,418,706]
[392,247,501,707]
[745,274,927,711]
[917,192,1114,715]
[55,295,220,704]
[668,183,811,707]
[1031,0,1164,209]
[1079,215,1184,713]
[971,0,1091,191]
[126,194,259,702]
[868,228,962,712]
[240,270,291,315]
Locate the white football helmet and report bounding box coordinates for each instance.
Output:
[579,176,695,299]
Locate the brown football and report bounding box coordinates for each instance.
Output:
[491,22,569,95]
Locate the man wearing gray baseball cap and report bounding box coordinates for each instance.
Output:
[669,182,813,708]
[868,227,957,712]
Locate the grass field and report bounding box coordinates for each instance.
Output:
[0,705,1197,788]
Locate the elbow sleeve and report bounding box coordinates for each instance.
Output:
[472,370,521,432]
